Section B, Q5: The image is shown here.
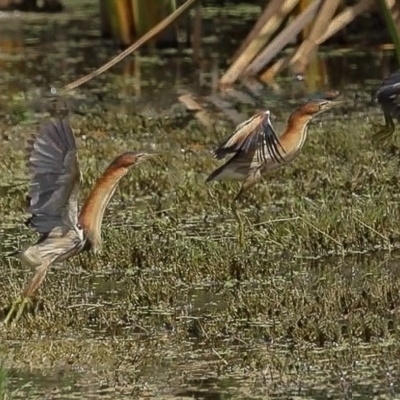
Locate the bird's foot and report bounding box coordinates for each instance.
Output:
[3,296,32,325]
[371,124,395,143]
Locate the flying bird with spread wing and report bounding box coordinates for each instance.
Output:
[206,99,343,200]
[4,119,156,324]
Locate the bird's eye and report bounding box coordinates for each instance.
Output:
[77,223,82,230]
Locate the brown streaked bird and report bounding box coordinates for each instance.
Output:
[206,99,343,200]
[3,119,155,324]
[372,70,400,142]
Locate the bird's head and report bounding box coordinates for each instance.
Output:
[298,99,344,117]
[112,151,158,168]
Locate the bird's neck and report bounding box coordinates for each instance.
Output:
[78,164,129,252]
[282,112,313,151]
[287,112,313,133]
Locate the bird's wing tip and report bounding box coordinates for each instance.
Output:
[205,175,213,183]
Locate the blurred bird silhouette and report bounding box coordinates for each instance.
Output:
[206,98,343,201]
[4,119,155,324]
[373,70,400,142]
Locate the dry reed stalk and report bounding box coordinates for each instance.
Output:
[219,0,299,89]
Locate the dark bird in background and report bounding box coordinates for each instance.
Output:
[3,119,156,324]
[206,98,343,201]
[373,70,400,142]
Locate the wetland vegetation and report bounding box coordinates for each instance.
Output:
[1,1,400,399]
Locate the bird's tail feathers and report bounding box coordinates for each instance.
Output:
[206,159,231,182]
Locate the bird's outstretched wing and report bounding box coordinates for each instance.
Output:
[377,71,400,121]
[213,111,286,164]
[25,118,81,234]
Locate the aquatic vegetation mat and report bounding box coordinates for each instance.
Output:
[0,98,399,398]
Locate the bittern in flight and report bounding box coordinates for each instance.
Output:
[206,98,342,200]
[373,70,400,142]
[4,119,155,324]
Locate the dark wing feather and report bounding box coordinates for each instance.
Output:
[213,111,286,164]
[377,71,400,122]
[213,113,263,159]
[26,118,81,234]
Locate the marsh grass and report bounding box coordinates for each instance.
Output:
[0,362,7,400]
[0,103,400,397]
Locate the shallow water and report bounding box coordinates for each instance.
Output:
[1,1,400,399]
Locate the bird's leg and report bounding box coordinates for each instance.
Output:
[14,296,33,322]
[3,264,48,325]
[22,263,49,299]
[372,113,395,142]
[231,200,244,248]
[231,179,256,247]
[233,178,257,203]
[373,125,394,142]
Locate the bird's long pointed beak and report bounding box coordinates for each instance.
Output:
[329,100,345,107]
[142,152,163,165]
[318,99,344,113]
[145,152,160,159]
[141,152,160,162]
